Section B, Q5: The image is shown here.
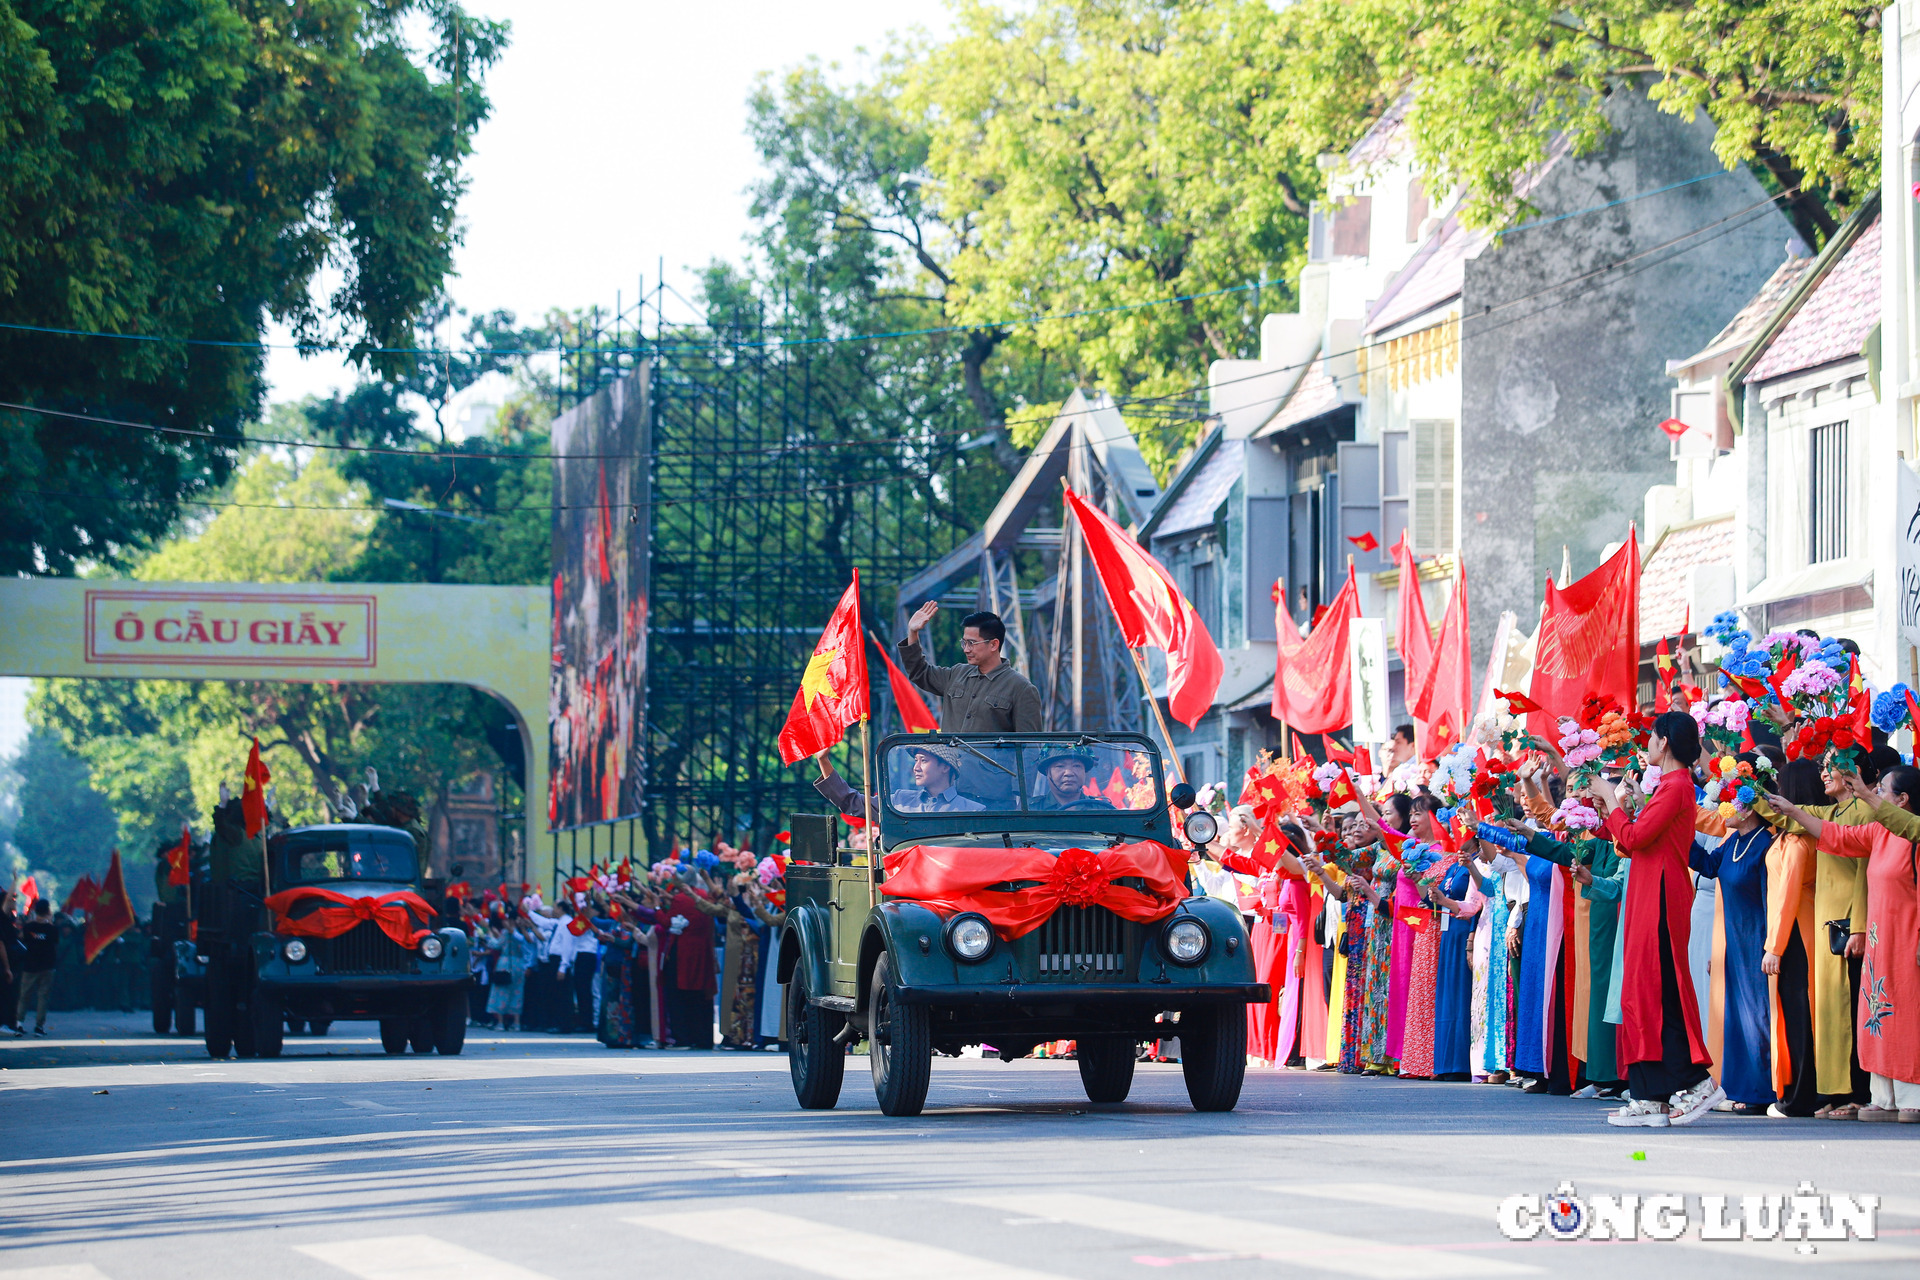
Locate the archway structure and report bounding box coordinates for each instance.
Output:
[1,578,552,887]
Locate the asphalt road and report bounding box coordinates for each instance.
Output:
[1,1012,1916,1279]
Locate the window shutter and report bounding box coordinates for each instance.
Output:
[1410,419,1456,554]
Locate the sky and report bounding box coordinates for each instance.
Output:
[1,0,954,768]
[264,0,953,410]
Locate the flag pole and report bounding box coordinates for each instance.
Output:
[860,715,877,908]
[1129,648,1188,787]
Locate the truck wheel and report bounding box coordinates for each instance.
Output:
[379,1019,409,1055]
[407,1015,434,1054]
[203,969,232,1059]
[868,952,931,1117]
[434,990,467,1055]
[174,1000,196,1037]
[308,1020,330,1037]
[252,993,284,1058]
[1077,1037,1137,1103]
[786,967,845,1110]
[232,997,259,1059]
[1179,1006,1247,1112]
[151,970,173,1035]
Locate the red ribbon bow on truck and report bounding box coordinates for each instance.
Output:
[264,887,437,949]
[879,841,1189,940]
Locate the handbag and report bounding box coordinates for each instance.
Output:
[1825,919,1852,957]
[491,967,514,987]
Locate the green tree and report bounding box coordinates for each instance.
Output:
[0,0,508,575]
[7,728,120,906]
[1272,0,1882,247]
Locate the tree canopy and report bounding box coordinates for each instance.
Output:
[0,0,507,574]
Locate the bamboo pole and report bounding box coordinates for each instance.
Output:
[1129,648,1188,787]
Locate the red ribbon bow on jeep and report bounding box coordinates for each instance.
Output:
[264,887,436,949]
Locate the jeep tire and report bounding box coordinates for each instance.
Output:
[150,970,173,1035]
[786,967,845,1110]
[1178,1005,1246,1112]
[251,991,284,1058]
[868,952,932,1117]
[407,1014,435,1054]
[433,989,467,1055]
[1077,1036,1136,1103]
[379,1018,409,1055]
[203,966,232,1059]
[174,999,195,1037]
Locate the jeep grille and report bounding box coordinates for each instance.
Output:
[1034,905,1126,982]
[315,921,418,974]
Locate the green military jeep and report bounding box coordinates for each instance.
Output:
[780,732,1264,1116]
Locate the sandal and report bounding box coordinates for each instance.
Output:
[1858,1105,1899,1122]
[1824,1103,1860,1120]
[1900,1109,1920,1124]
[1727,1102,1765,1116]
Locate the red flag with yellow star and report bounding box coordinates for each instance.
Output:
[241,738,272,838]
[778,573,870,765]
[83,850,135,963]
[165,824,192,887]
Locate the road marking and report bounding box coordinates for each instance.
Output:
[0,1267,113,1280]
[698,1158,790,1178]
[1265,1182,1503,1221]
[625,1207,1064,1279]
[958,1193,1538,1279]
[297,1236,553,1280]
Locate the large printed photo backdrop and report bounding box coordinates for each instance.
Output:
[549,365,649,829]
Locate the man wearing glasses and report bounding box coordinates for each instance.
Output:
[897,604,1042,733]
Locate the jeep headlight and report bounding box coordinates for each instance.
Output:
[1162,917,1210,965]
[945,913,995,962]
[419,935,445,961]
[1183,810,1219,846]
[282,939,308,964]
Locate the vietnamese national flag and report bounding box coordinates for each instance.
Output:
[241,738,272,839]
[1354,744,1374,776]
[1410,564,1472,758]
[1494,688,1543,716]
[1252,819,1292,871]
[1063,485,1223,728]
[777,573,871,765]
[1527,535,1640,738]
[1324,740,1354,764]
[1725,671,1773,704]
[872,633,938,733]
[1346,531,1379,554]
[1654,636,1674,712]
[82,850,135,964]
[1393,533,1434,706]
[1272,565,1362,735]
[1326,771,1360,808]
[1849,655,1872,740]
[165,825,192,887]
[64,874,99,915]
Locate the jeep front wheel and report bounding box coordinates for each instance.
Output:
[378,1018,409,1055]
[433,989,467,1055]
[868,952,931,1117]
[787,967,845,1110]
[1077,1037,1136,1103]
[251,990,284,1058]
[1178,1005,1247,1112]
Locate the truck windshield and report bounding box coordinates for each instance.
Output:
[879,740,1161,814]
[273,829,418,885]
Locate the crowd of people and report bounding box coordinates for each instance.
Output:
[1189,628,1920,1127]
[458,843,788,1051]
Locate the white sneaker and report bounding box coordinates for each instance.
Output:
[1571,1084,1600,1099]
[1607,1098,1671,1127]
[1668,1078,1726,1127]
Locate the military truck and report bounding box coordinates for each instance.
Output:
[189,821,471,1058]
[780,732,1263,1116]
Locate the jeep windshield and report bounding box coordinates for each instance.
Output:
[878,738,1161,815]
[272,827,418,886]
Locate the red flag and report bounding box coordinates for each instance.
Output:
[15,876,37,911]
[83,850,135,963]
[1063,485,1223,728]
[1272,565,1361,735]
[64,875,98,914]
[1725,671,1773,704]
[1494,688,1543,716]
[1102,768,1129,807]
[1906,690,1920,761]
[1354,745,1374,775]
[166,825,191,887]
[1849,655,1871,740]
[1527,535,1640,736]
[1410,564,1471,758]
[1656,417,1689,441]
[1252,819,1292,871]
[1654,636,1674,713]
[1393,533,1434,705]
[873,634,938,733]
[1326,771,1360,808]
[1323,740,1355,764]
[1346,531,1379,553]
[777,573,871,765]
[1768,648,1799,715]
[242,738,272,839]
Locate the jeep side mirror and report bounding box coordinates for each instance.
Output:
[1168,781,1196,810]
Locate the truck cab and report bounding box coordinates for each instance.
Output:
[780,732,1264,1116]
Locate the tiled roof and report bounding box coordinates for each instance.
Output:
[1638,516,1734,643]
[1745,216,1882,383]
[1345,95,1412,171]
[1673,255,1816,369]
[1260,355,1346,434]
[1153,439,1244,539]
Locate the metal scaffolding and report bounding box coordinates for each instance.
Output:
[554,289,990,858]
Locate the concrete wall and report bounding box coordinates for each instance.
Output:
[1459,92,1794,670]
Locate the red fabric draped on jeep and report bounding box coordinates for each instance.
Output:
[880,842,1189,939]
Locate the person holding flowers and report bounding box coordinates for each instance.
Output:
[1686,762,1777,1115]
